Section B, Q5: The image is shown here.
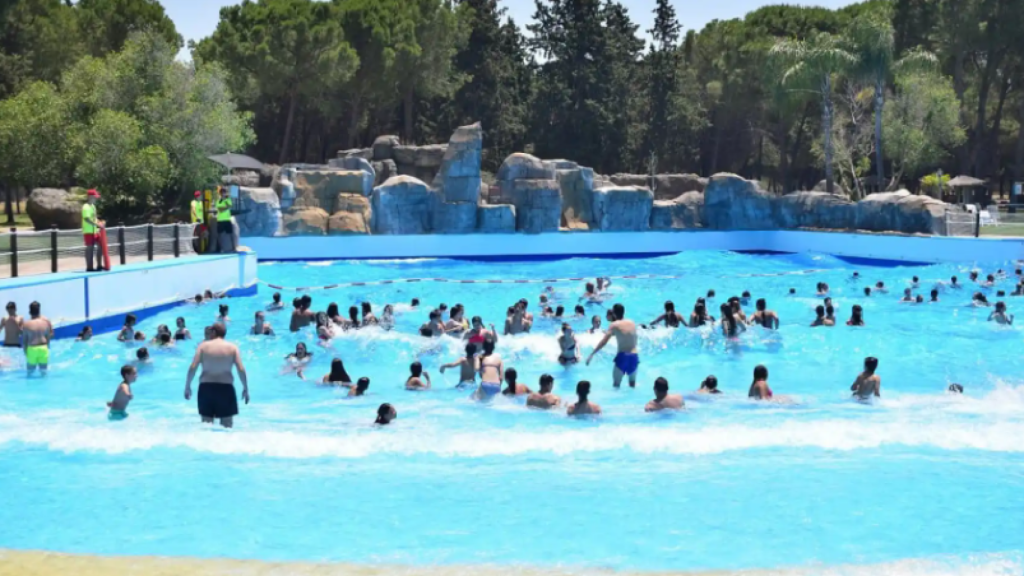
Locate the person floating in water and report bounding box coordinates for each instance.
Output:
[972,292,990,307]
[558,323,580,365]
[750,298,779,329]
[650,300,686,328]
[184,322,249,429]
[117,314,137,342]
[851,356,881,400]
[502,367,532,396]
[988,301,1014,325]
[405,362,431,390]
[527,374,561,409]
[847,305,865,326]
[250,311,274,335]
[440,343,478,388]
[697,375,721,394]
[22,301,52,374]
[748,364,773,400]
[645,377,684,412]
[901,288,914,303]
[286,343,313,379]
[586,303,639,388]
[947,383,964,394]
[874,281,888,294]
[375,403,397,425]
[266,292,284,311]
[567,380,601,416]
[322,358,352,385]
[107,364,137,420]
[1,302,22,348]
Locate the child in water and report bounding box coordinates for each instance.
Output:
[107,365,137,420]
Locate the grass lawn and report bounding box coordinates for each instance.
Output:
[981,223,1024,237]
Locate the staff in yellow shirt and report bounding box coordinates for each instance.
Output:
[215,187,235,253]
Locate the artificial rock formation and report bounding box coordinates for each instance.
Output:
[433,122,483,204]
[281,207,329,235]
[557,165,596,231]
[27,188,82,230]
[393,144,447,182]
[292,170,374,212]
[855,191,946,235]
[370,175,435,235]
[776,192,855,230]
[703,173,776,230]
[591,186,653,231]
[477,204,516,233]
[608,173,706,201]
[329,194,372,234]
[236,187,282,237]
[497,153,561,233]
[650,192,704,230]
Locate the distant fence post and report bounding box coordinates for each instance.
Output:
[146,224,154,261]
[50,225,58,273]
[173,223,180,258]
[975,209,981,238]
[9,228,17,278]
[117,224,126,265]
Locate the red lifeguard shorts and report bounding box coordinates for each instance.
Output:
[83,233,100,246]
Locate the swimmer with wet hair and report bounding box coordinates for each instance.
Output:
[851,271,860,280]
[650,300,686,328]
[969,271,979,282]
[750,298,779,329]
[118,314,137,342]
[825,304,836,323]
[930,289,940,302]
[133,331,146,342]
[567,380,601,415]
[421,309,446,336]
[645,377,684,412]
[988,301,1014,325]
[698,375,721,394]
[502,367,533,396]
[216,304,230,323]
[405,362,431,390]
[851,357,881,400]
[788,288,796,296]
[251,311,274,335]
[847,305,865,326]
[267,292,284,311]
[911,276,920,288]
[864,287,872,297]
[375,403,397,425]
[811,305,828,327]
[106,364,137,420]
[948,383,964,394]
[901,288,914,303]
[915,295,924,303]
[950,276,961,289]
[134,347,152,366]
[558,323,580,365]
[874,281,888,294]
[77,326,93,341]
[588,315,602,334]
[285,342,313,379]
[574,304,586,318]
[748,365,773,400]
[972,292,990,306]
[527,374,561,409]
[440,343,478,388]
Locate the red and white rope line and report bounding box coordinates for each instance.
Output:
[258,269,828,292]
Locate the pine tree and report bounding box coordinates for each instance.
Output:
[644,0,681,171]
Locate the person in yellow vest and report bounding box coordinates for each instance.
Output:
[191,191,204,224]
[82,189,105,271]
[216,186,235,253]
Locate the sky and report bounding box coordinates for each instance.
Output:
[166,0,856,61]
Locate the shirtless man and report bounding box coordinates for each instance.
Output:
[527,374,561,409]
[184,322,249,428]
[266,292,284,311]
[420,310,446,337]
[851,356,881,400]
[650,301,686,328]
[728,297,747,323]
[440,343,478,388]
[21,301,52,373]
[504,303,531,335]
[566,380,601,416]
[585,303,639,388]
[289,295,315,332]
[749,298,779,329]
[250,311,274,335]
[645,377,684,412]
[0,302,22,348]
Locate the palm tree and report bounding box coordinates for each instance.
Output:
[848,12,937,191]
[771,32,856,195]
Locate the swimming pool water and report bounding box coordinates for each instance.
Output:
[1,251,1023,574]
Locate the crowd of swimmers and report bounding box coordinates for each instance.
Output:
[2,266,1006,427]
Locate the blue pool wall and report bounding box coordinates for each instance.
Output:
[0,252,258,339]
[243,231,1024,264]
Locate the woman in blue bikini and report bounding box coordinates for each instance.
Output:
[475,338,504,399]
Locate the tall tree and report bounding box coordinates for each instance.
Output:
[643,0,680,170]
[848,9,936,191]
[772,32,856,194]
[196,0,356,164]
[76,0,181,56]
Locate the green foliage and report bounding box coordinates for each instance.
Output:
[75,0,181,56]
[0,32,253,223]
[920,172,951,196]
[884,72,966,181]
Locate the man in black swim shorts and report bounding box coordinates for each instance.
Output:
[184,322,249,428]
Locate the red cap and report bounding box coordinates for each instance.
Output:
[87,189,100,198]
[194,190,202,197]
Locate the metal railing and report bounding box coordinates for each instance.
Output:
[0,223,196,279]
[943,208,979,237]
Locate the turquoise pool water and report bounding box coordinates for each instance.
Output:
[1,251,1023,573]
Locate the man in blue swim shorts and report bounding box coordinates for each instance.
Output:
[585,303,639,388]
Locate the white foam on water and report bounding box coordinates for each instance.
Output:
[3,414,1024,459]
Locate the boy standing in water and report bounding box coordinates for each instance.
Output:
[0,302,22,347]
[107,365,137,420]
[851,357,881,400]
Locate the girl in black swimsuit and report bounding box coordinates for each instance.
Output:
[174,317,190,340]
